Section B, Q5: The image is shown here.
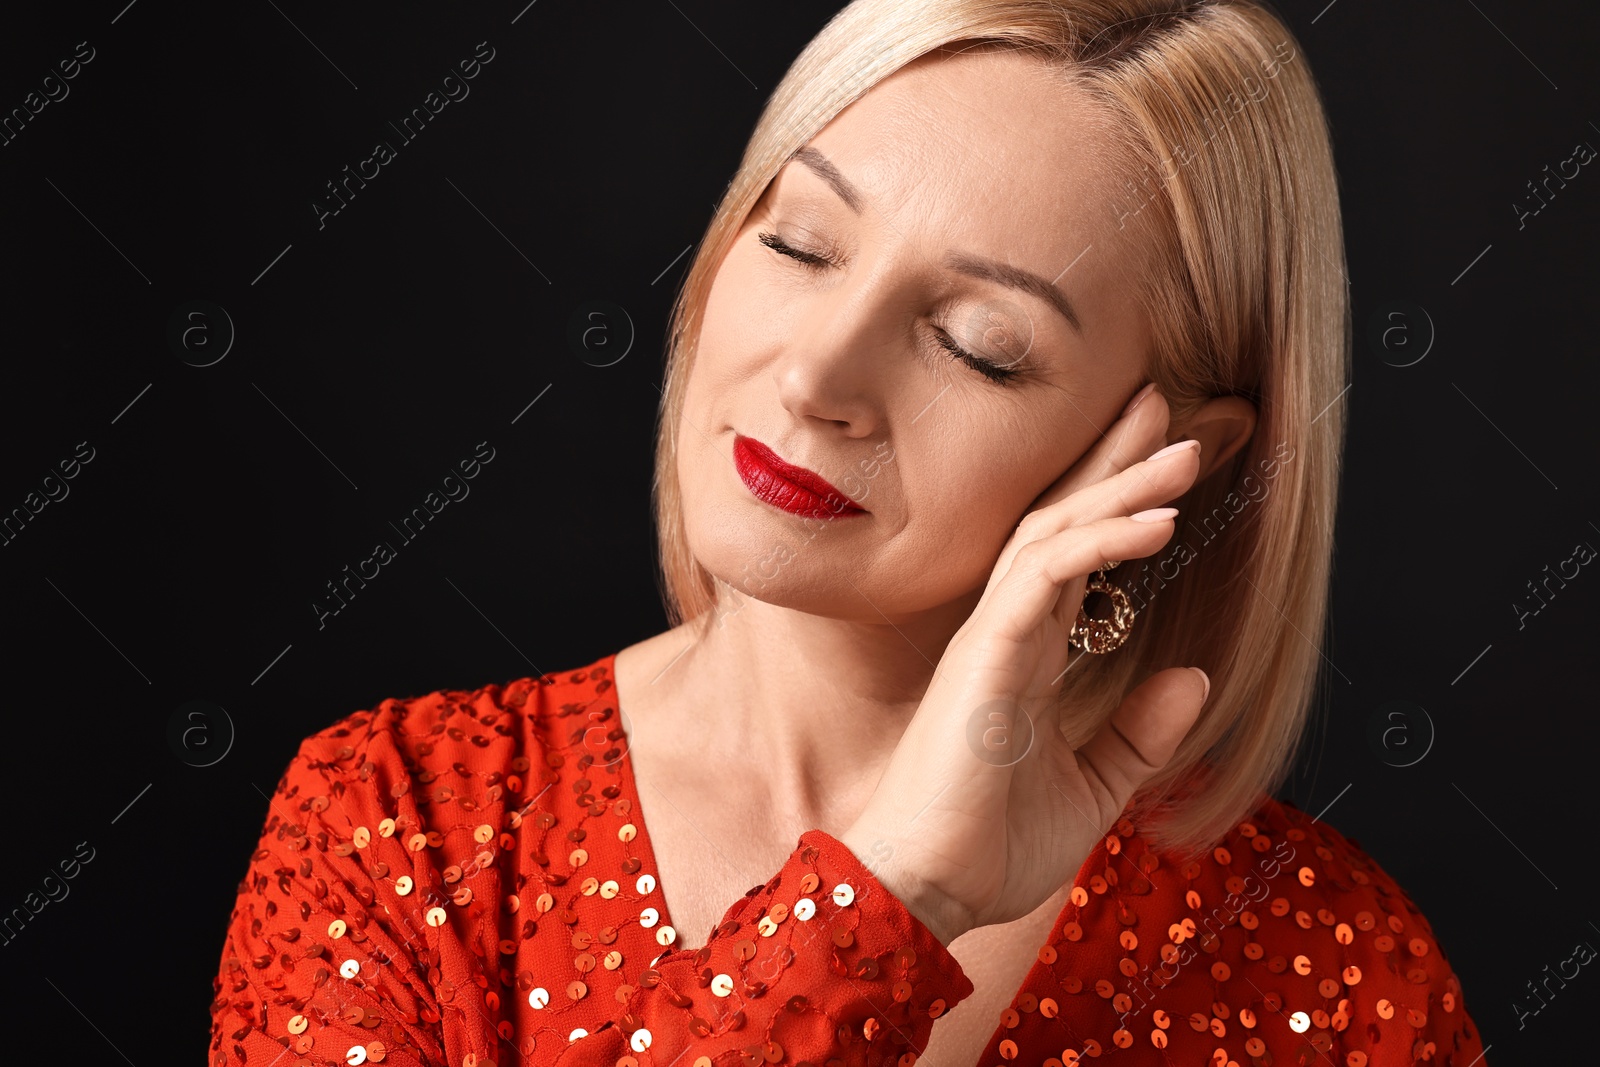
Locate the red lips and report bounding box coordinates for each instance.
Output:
[732,435,866,519]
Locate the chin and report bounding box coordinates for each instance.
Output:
[685,500,796,598]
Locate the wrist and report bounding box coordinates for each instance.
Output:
[838,826,971,947]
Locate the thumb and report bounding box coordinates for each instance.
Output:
[1076,666,1209,812]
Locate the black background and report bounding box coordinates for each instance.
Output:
[1,0,1595,1061]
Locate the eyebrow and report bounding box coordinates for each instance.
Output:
[791,146,1084,334]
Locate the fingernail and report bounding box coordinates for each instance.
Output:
[1190,667,1211,705]
[1130,506,1179,523]
[1146,439,1200,463]
[1121,383,1156,417]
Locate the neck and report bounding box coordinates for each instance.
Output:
[640,579,980,834]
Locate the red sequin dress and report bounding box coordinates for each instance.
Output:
[210,654,1488,1067]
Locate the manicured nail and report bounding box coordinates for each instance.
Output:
[1190,667,1211,705]
[1146,439,1200,462]
[1130,507,1179,523]
[1121,383,1156,417]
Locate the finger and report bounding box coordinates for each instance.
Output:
[977,510,1179,646]
[1075,666,1209,815]
[1047,568,1090,681]
[1019,437,1202,552]
[1026,385,1173,517]
[992,452,1190,639]
[971,394,1180,625]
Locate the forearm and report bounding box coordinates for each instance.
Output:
[548,828,976,1066]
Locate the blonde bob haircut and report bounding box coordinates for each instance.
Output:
[649,0,1349,860]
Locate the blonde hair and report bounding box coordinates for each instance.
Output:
[649,0,1349,860]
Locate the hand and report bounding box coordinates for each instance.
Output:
[840,388,1210,947]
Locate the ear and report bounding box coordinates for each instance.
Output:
[1172,396,1257,483]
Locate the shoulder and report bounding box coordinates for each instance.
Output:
[1209,794,1452,960]
[1158,795,1485,1064]
[271,652,621,812]
[214,653,622,1062]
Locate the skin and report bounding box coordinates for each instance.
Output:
[614,45,1256,1064]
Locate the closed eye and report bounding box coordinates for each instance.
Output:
[758,229,1019,385]
[934,331,1018,384]
[758,231,835,270]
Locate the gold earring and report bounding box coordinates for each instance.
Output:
[1068,561,1139,654]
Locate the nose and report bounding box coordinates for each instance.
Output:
[770,275,896,437]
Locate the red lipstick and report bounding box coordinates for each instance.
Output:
[733,435,866,519]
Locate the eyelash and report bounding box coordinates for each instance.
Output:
[756,230,1019,385]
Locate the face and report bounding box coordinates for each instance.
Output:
[677,46,1154,624]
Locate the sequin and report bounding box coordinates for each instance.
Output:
[209,653,1486,1067]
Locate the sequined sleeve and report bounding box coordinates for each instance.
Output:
[1136,805,1488,1067]
[209,727,451,1067]
[1255,817,1486,1067]
[989,801,1488,1066]
[542,828,976,1067]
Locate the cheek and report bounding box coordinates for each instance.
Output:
[676,441,742,581]
[702,243,778,342]
[675,405,720,526]
[842,432,1039,603]
[675,399,776,589]
[891,411,1092,573]
[913,446,1031,557]
[682,260,777,418]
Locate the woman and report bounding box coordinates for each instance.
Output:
[209,1,1488,1065]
